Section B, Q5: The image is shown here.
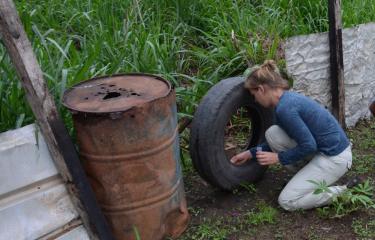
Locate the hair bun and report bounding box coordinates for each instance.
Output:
[262,60,276,71]
[245,59,289,90]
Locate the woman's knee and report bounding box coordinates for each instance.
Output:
[265,125,281,146]
[278,183,310,211]
[278,189,298,211]
[265,125,296,152]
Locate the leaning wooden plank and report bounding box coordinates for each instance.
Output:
[0,1,114,239]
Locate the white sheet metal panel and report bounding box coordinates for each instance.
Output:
[0,124,58,195]
[0,180,78,240]
[0,124,90,240]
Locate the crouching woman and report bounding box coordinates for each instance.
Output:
[231,60,353,211]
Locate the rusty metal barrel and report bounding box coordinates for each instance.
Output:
[62,74,189,240]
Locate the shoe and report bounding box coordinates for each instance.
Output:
[346,176,366,188]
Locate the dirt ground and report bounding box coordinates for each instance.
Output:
[179,119,375,240]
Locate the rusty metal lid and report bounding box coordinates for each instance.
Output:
[62,74,171,113]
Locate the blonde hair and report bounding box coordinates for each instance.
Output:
[244,60,289,90]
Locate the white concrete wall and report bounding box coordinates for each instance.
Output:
[0,124,90,240]
[285,22,375,127]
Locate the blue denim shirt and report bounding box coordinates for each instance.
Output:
[250,91,350,165]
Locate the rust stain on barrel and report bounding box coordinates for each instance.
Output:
[63,74,189,240]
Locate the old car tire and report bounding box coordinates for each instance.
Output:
[189,77,274,190]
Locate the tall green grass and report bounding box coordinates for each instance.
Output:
[1,0,375,132]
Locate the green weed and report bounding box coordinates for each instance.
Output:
[240,182,257,194]
[188,206,204,217]
[312,179,375,218]
[352,219,375,239]
[348,120,375,152]
[181,218,229,240]
[350,154,375,175]
[133,226,141,240]
[307,229,321,240]
[246,201,278,225]
[308,179,332,195]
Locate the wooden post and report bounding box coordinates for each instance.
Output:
[328,0,346,128]
[370,98,375,116]
[0,1,115,239]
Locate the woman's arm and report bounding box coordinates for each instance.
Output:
[230,141,272,165]
[248,142,271,161]
[276,106,317,165]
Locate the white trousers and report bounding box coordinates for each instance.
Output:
[265,125,352,211]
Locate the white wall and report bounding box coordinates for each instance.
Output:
[285,22,375,127]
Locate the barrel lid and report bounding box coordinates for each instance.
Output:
[62,74,171,113]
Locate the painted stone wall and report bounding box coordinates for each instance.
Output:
[285,22,375,127]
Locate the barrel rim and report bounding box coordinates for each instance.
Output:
[62,73,172,114]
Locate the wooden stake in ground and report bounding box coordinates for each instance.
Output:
[0,1,114,239]
[328,0,346,128]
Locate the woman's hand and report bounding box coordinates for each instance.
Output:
[256,151,279,165]
[230,150,252,165]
